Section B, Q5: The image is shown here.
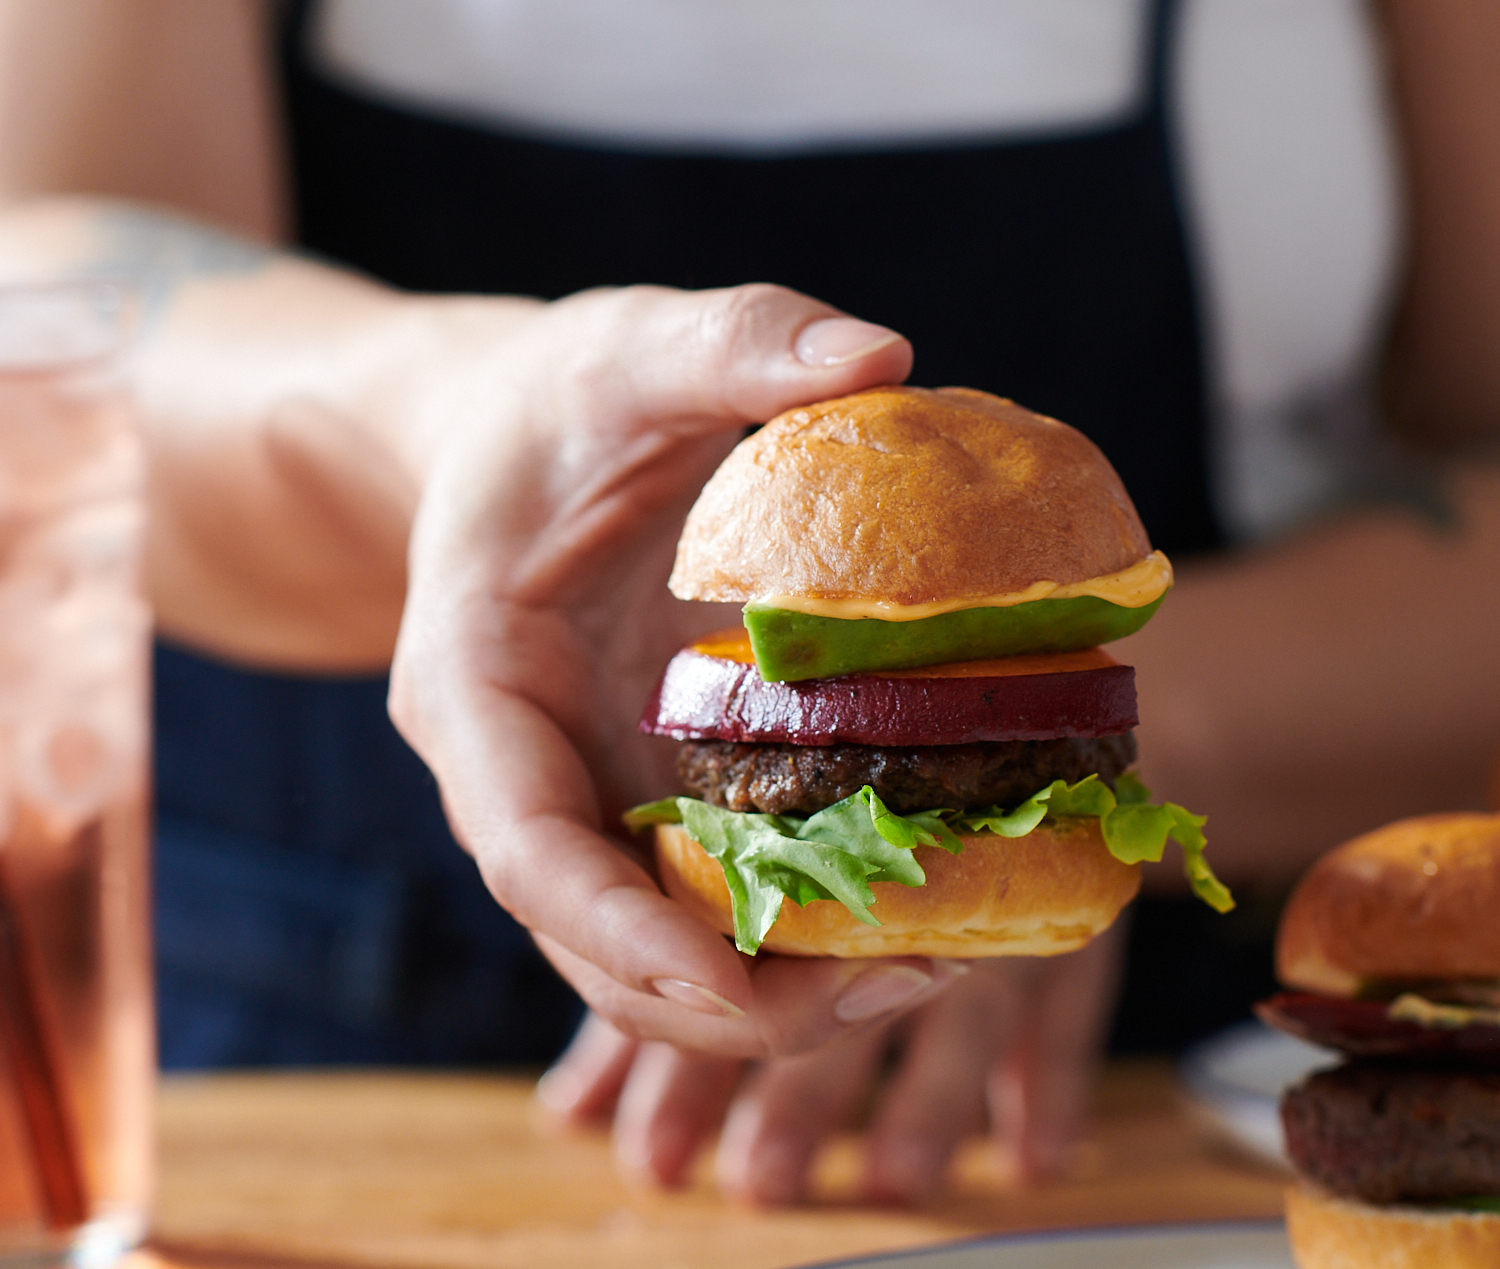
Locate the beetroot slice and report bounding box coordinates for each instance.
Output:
[640,647,1137,746]
[1255,992,1500,1063]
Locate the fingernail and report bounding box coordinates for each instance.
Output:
[932,957,972,980]
[747,1138,806,1205]
[1021,1133,1068,1183]
[615,1123,682,1188]
[650,977,746,1017]
[614,1129,652,1181]
[834,964,933,1024]
[794,318,904,368]
[533,1064,581,1115]
[1028,1145,1063,1182]
[872,1141,945,1204]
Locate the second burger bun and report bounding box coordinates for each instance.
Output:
[1277,813,1500,997]
[669,385,1151,606]
[655,819,1140,958]
[1286,1184,1500,1269]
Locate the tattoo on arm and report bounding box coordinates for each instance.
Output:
[85,207,275,326]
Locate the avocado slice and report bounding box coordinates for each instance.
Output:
[743,593,1166,682]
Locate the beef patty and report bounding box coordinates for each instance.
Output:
[677,732,1137,816]
[1282,1063,1500,1203]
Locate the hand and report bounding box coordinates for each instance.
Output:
[537,924,1126,1203]
[388,282,958,1057]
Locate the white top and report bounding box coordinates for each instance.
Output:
[310,0,1153,152]
[310,0,1401,543]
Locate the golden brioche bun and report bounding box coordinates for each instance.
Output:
[1276,813,1500,996]
[655,818,1140,957]
[1285,1184,1500,1269]
[669,385,1151,606]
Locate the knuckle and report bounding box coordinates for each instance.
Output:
[542,286,643,404]
[701,282,790,360]
[690,283,798,416]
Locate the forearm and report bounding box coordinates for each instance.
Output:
[1126,463,1500,889]
[1380,0,1500,446]
[0,196,540,670]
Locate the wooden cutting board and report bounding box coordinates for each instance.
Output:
[136,1061,1284,1269]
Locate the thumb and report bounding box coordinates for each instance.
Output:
[535,282,913,433]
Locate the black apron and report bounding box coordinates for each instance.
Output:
[155,0,1270,1067]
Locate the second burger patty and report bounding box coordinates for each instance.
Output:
[1282,1064,1500,1203]
[678,733,1137,816]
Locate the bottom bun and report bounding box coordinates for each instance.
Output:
[654,818,1140,957]
[1285,1184,1500,1269]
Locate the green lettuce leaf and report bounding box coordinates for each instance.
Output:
[676,800,793,951]
[621,797,687,831]
[797,793,934,885]
[951,791,1051,838]
[642,787,942,952]
[949,774,1234,913]
[1112,769,1154,805]
[625,771,1233,953]
[1042,773,1118,819]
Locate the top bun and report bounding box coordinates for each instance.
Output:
[1277,813,1500,996]
[669,386,1151,605]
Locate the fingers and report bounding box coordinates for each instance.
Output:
[861,962,1009,1203]
[391,635,763,1037]
[535,1012,638,1127]
[562,932,1124,1207]
[715,1028,891,1205]
[988,924,1127,1183]
[534,283,913,441]
[745,953,970,1055]
[538,934,970,1058]
[714,939,1121,1205]
[602,972,980,1206]
[612,1043,744,1189]
[534,936,758,1054]
[537,1013,746,1191]
[545,953,971,1199]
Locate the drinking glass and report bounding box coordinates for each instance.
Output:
[0,283,152,1267]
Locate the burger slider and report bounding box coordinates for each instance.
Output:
[1256,814,1500,1268]
[625,386,1231,957]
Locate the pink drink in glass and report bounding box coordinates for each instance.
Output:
[0,284,152,1267]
